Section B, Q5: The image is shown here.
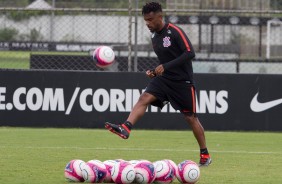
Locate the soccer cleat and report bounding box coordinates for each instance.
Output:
[199,154,212,167]
[105,122,130,139]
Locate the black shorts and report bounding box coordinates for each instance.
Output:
[145,76,196,114]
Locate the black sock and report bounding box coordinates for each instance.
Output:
[200,148,209,154]
[123,121,133,130]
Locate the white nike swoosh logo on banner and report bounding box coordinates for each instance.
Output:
[250,93,282,112]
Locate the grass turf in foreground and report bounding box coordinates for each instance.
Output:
[0,127,282,184]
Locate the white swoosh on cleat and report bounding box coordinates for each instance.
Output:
[250,93,282,112]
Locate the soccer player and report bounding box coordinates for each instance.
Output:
[105,1,211,166]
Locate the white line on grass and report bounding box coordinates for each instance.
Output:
[0,146,281,155]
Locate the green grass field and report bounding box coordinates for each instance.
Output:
[0,127,282,184]
[0,51,87,69]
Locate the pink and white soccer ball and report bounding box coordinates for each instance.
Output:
[82,160,107,183]
[153,160,175,183]
[176,160,200,184]
[115,158,126,162]
[93,46,115,68]
[64,159,86,182]
[111,160,136,184]
[165,159,178,180]
[129,159,151,166]
[103,160,119,183]
[129,160,140,166]
[82,163,95,182]
[134,160,156,184]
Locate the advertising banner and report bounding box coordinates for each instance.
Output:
[0,70,281,131]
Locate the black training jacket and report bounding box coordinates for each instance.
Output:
[151,23,195,83]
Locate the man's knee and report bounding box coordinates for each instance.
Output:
[184,112,197,118]
[138,92,156,105]
[184,113,198,124]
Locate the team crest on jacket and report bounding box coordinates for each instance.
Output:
[163,36,171,47]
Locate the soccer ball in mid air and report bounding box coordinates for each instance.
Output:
[176,160,200,184]
[92,46,115,68]
[64,159,86,182]
[111,160,136,184]
[153,160,175,183]
[134,160,156,184]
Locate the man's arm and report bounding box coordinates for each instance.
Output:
[162,24,195,70]
[162,50,195,70]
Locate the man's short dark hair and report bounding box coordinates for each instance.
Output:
[142,2,162,15]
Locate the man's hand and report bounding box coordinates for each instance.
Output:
[146,65,164,78]
[155,64,164,76]
[146,70,156,78]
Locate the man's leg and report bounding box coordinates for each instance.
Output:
[105,92,157,139]
[184,114,212,166]
[126,92,157,125]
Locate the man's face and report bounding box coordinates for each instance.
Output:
[143,11,163,32]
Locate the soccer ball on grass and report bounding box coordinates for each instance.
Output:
[64,159,86,182]
[134,160,156,184]
[153,160,175,183]
[82,159,107,183]
[111,160,136,184]
[103,160,119,183]
[176,160,200,184]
